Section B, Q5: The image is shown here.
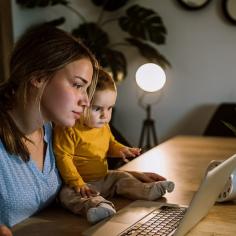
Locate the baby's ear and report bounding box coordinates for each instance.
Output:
[30,77,45,88]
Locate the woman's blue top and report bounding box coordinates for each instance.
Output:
[0,123,61,227]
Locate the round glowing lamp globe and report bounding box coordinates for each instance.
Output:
[135,63,166,92]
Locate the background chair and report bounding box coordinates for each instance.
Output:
[203,103,236,137]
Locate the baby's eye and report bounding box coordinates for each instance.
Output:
[108,107,113,111]
[92,106,101,111]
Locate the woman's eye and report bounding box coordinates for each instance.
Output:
[73,83,83,89]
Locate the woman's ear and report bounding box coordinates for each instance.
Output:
[30,77,45,88]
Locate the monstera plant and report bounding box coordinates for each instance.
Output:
[16,0,170,82]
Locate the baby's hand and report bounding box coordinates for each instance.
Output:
[119,147,141,163]
[74,184,99,198]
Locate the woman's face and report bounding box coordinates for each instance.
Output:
[41,58,93,127]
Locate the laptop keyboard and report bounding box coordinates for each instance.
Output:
[119,206,187,236]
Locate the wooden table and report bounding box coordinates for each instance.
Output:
[13,136,236,236]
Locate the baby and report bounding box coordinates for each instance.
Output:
[53,68,174,224]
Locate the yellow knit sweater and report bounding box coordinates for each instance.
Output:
[53,122,125,188]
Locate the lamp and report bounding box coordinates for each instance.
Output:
[135,63,166,151]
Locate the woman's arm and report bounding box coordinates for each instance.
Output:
[127,171,166,182]
[0,225,12,236]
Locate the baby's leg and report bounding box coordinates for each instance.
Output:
[103,171,174,200]
[145,181,175,200]
[59,186,87,214]
[59,186,116,224]
[87,202,116,224]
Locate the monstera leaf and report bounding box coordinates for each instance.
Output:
[16,0,68,8]
[119,5,166,45]
[101,49,127,82]
[126,38,170,69]
[47,17,66,27]
[91,0,129,11]
[16,0,170,82]
[72,23,126,81]
[72,23,110,52]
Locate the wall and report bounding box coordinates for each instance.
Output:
[11,0,236,146]
[0,0,13,81]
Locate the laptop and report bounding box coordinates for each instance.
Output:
[83,154,236,236]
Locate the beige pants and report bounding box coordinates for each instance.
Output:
[60,170,162,215]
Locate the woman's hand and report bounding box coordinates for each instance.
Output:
[0,225,12,236]
[74,184,99,198]
[128,171,166,183]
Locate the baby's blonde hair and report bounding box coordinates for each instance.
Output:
[92,68,116,94]
[82,68,116,123]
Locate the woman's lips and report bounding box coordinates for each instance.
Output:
[73,111,82,118]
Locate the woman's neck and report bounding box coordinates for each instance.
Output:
[8,101,45,136]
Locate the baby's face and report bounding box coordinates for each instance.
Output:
[85,89,117,128]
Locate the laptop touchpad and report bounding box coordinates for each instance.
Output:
[110,205,157,224]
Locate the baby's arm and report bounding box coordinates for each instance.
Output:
[53,126,85,188]
[108,125,141,162]
[128,171,166,182]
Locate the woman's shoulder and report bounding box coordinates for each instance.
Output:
[0,137,15,159]
[0,139,7,155]
[0,137,23,171]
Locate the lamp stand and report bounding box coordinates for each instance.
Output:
[139,105,158,151]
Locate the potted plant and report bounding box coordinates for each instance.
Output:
[16,0,170,82]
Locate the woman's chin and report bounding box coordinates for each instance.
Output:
[67,120,77,127]
[56,119,76,128]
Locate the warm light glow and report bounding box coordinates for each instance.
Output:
[136,63,166,92]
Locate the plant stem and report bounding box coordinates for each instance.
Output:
[97,0,111,25]
[97,7,105,25]
[64,4,87,23]
[100,17,119,27]
[109,42,130,48]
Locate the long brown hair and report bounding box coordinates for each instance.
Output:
[0,24,98,161]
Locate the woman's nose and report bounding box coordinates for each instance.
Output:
[80,91,90,107]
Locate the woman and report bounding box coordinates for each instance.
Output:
[0,24,98,235]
